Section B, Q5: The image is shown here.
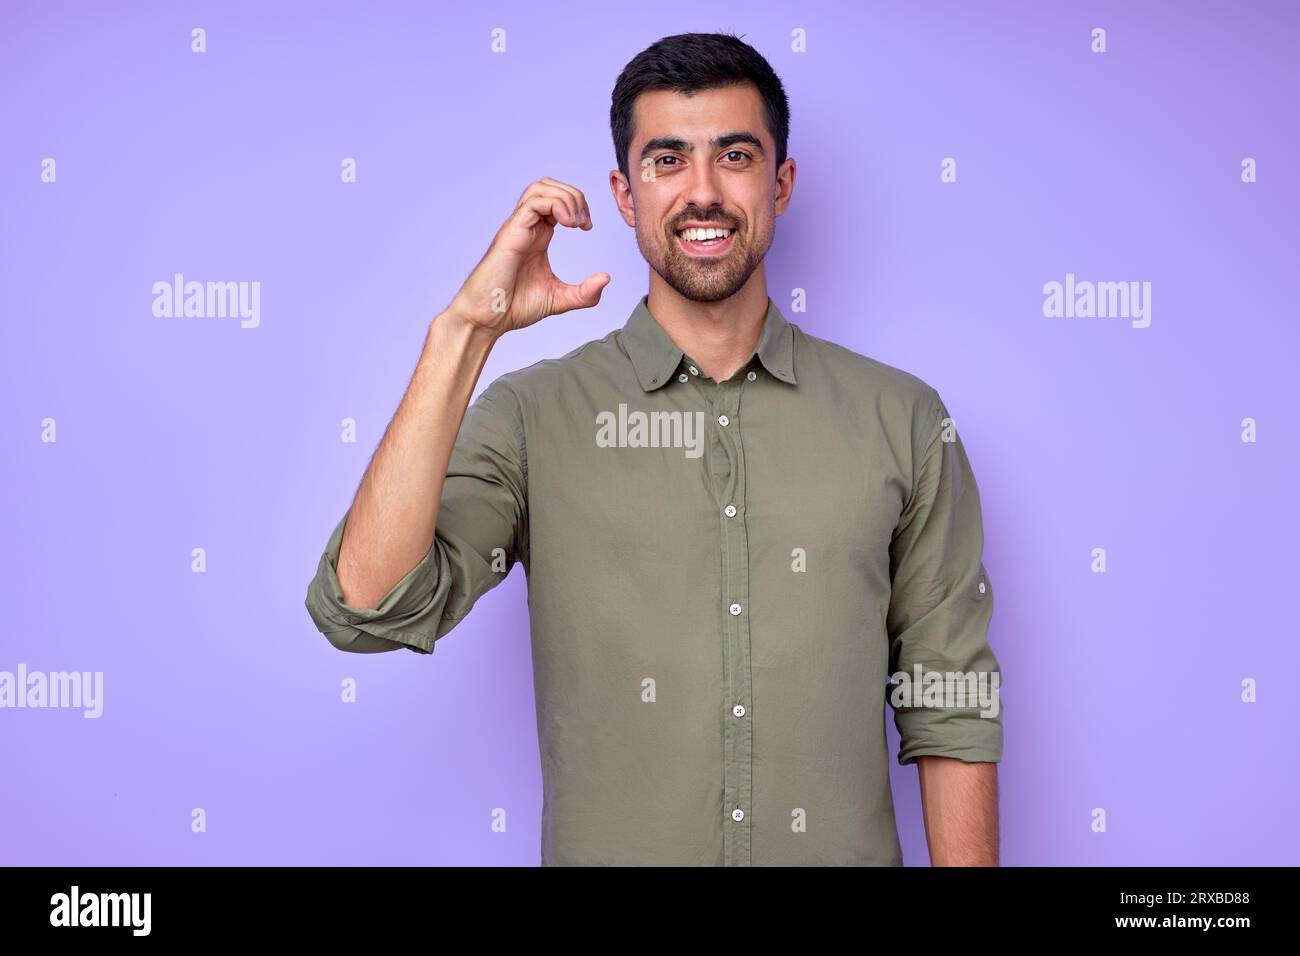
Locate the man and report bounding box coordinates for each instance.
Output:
[304,32,1003,866]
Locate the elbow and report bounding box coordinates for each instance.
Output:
[322,627,406,654]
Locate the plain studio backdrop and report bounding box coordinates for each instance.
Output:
[1,0,1296,865]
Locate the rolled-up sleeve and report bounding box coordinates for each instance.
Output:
[304,376,529,655]
[886,389,1002,765]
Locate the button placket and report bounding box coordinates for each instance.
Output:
[712,378,751,866]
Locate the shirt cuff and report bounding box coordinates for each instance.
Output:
[303,510,445,654]
[893,702,1003,765]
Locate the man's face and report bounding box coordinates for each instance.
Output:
[616,84,793,303]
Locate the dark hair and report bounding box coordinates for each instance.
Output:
[610,32,790,183]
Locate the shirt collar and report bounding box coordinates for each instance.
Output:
[620,293,798,391]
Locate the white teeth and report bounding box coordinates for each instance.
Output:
[678,227,732,242]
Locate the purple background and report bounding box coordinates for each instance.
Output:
[3,0,1297,866]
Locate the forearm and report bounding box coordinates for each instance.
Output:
[916,755,999,866]
[336,310,500,609]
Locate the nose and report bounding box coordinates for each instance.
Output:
[681,161,725,217]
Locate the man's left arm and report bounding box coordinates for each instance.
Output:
[886,389,1003,866]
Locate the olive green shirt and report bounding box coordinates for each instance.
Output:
[304,294,1003,866]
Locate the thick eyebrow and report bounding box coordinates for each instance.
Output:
[639,131,766,163]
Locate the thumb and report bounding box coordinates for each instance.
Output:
[550,272,610,315]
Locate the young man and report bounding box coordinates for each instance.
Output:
[304,32,1003,867]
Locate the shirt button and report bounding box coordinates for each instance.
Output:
[688,365,699,376]
[718,414,729,426]
[729,603,742,616]
[978,581,986,594]
[677,372,688,383]
[724,504,737,517]
[733,703,745,717]
[746,370,757,381]
[731,808,745,822]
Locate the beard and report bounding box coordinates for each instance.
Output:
[636,214,773,304]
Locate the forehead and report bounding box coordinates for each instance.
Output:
[631,84,768,146]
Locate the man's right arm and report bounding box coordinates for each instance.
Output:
[304,177,609,654]
[303,313,503,654]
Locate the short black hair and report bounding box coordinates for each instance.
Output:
[610,32,791,183]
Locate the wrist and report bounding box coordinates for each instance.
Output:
[431,306,502,348]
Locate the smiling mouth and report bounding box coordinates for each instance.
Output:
[674,226,736,255]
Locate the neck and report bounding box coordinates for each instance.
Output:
[645,268,770,383]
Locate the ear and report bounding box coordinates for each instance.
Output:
[609,168,638,228]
